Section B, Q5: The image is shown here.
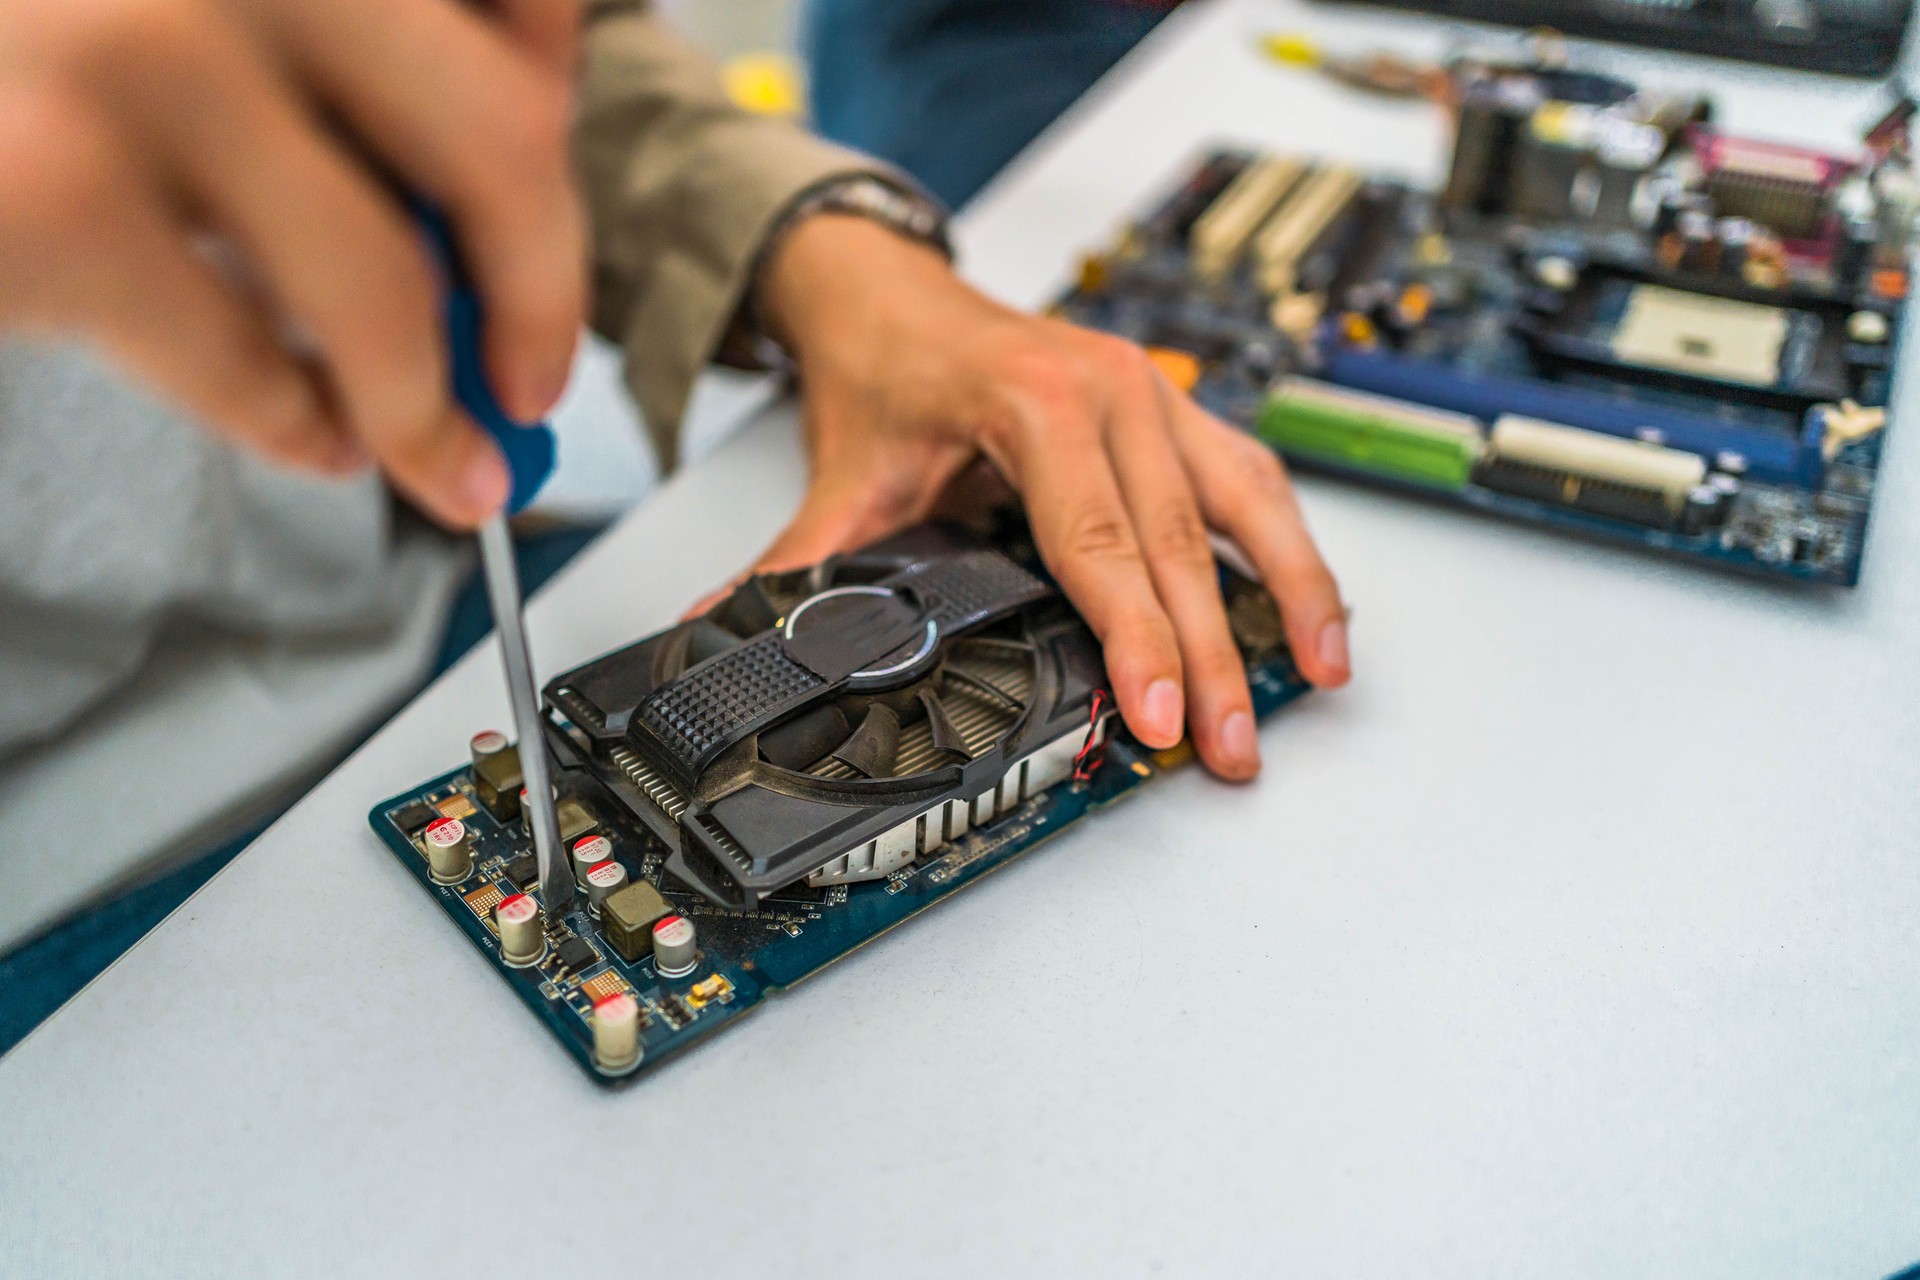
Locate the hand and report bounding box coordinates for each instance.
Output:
[0,0,586,527]
[751,215,1350,782]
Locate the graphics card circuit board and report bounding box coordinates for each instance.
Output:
[1056,66,1916,585]
[372,523,1308,1083]
[371,664,1302,1084]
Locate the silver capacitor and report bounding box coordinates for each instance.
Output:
[496,892,547,967]
[571,834,613,885]
[469,728,510,768]
[590,992,642,1074]
[423,817,473,885]
[1680,482,1725,534]
[651,915,698,978]
[585,859,629,911]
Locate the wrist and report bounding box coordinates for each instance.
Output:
[757,213,962,369]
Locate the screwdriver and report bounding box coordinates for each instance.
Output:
[413,203,574,919]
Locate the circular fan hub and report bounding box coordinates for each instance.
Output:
[781,585,940,689]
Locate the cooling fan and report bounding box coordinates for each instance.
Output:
[542,525,1110,908]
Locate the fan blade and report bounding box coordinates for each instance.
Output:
[943,660,1023,711]
[918,687,971,759]
[830,703,901,778]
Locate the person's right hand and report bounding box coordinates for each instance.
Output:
[0,0,587,527]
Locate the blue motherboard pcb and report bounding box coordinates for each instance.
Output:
[372,623,1308,1085]
[1056,66,1913,586]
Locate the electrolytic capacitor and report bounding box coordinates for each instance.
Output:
[1650,188,1684,237]
[572,834,613,884]
[591,993,642,1074]
[652,915,698,978]
[423,817,473,885]
[1716,217,1755,279]
[1678,209,1717,273]
[1680,482,1727,534]
[585,860,629,911]
[470,729,510,769]
[1837,218,1877,291]
[496,893,546,967]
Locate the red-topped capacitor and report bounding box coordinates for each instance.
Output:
[585,859,628,910]
[496,892,545,967]
[652,915,697,978]
[572,833,613,884]
[423,816,472,884]
[591,992,642,1073]
[470,729,510,764]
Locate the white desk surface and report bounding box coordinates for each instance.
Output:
[6,2,1920,1276]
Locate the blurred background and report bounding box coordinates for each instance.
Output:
[541,0,804,524]
[662,0,795,58]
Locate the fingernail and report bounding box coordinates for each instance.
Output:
[1141,677,1183,744]
[1220,710,1258,767]
[1316,618,1350,676]
[461,449,511,520]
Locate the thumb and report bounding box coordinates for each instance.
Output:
[751,481,877,575]
[681,479,875,620]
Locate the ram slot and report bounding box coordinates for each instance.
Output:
[1258,377,1484,491]
[1253,166,1362,297]
[1479,414,1706,527]
[1190,155,1306,279]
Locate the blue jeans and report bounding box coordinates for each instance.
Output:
[804,0,1168,208]
[0,522,603,1056]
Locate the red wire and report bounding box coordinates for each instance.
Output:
[1071,689,1111,782]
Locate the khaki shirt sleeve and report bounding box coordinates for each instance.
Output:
[576,0,884,471]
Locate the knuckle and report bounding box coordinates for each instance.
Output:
[1148,501,1213,567]
[1006,346,1091,413]
[1191,637,1250,687]
[1061,506,1140,566]
[1095,334,1153,383]
[1239,443,1291,497]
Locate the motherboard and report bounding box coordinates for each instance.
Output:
[1057,63,1915,585]
[372,520,1308,1083]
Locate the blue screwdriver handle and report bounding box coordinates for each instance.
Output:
[410,201,555,515]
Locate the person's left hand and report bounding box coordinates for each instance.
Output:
[746,214,1351,783]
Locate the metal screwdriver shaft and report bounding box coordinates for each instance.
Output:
[407,197,568,921]
[478,513,572,917]
[405,198,569,918]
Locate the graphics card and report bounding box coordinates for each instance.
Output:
[370,516,1309,1081]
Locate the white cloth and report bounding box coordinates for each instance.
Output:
[0,340,469,951]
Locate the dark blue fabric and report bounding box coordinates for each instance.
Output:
[0,521,604,1057]
[804,0,1168,208]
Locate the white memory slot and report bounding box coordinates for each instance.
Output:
[1191,155,1305,279]
[1489,414,1707,510]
